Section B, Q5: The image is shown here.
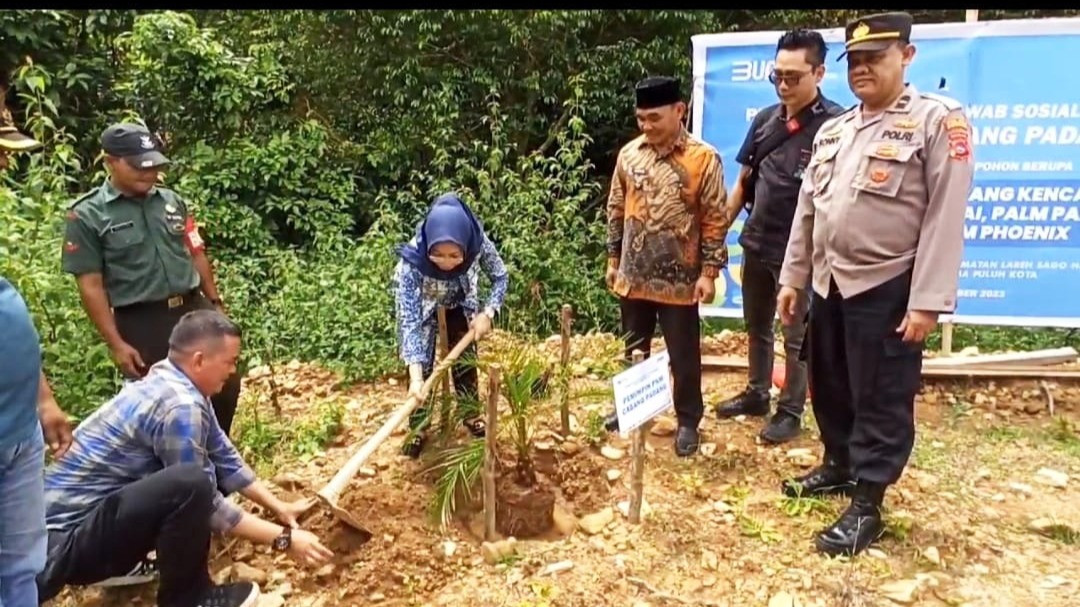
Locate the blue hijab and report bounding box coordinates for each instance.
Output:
[396,192,484,280]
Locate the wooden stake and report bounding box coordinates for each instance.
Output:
[941,323,954,356]
[559,303,573,436]
[437,307,452,395]
[628,349,648,525]
[483,364,501,541]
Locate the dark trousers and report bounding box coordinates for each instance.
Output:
[114,292,241,436]
[409,306,479,429]
[36,465,214,607]
[808,272,923,485]
[741,251,809,416]
[619,297,704,428]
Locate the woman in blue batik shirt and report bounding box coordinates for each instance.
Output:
[393,192,509,458]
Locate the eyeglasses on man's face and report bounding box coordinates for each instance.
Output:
[768,69,814,86]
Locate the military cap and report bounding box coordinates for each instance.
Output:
[635,76,682,110]
[101,122,170,169]
[838,12,914,60]
[0,103,42,153]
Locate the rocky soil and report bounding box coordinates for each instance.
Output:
[50,331,1080,607]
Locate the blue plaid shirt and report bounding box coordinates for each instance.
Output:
[44,359,255,534]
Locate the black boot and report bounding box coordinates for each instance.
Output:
[675,425,700,457]
[714,388,770,418]
[760,411,802,444]
[815,480,887,557]
[781,459,856,498]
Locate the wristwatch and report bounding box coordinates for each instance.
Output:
[272,526,292,552]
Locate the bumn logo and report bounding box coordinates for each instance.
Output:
[731,60,776,82]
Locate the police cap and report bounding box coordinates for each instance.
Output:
[838,12,914,60]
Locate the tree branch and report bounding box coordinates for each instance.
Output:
[534,105,572,157]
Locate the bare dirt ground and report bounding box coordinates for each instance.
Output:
[50,331,1080,607]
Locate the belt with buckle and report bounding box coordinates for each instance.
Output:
[165,289,199,310]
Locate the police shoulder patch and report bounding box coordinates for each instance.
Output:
[920,92,964,111]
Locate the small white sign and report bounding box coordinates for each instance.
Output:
[611,351,672,434]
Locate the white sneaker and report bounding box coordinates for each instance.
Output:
[94,557,158,587]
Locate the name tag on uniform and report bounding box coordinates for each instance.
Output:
[106,221,135,234]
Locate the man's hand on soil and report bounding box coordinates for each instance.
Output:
[288,528,334,567]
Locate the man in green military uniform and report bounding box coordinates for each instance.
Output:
[62,123,241,436]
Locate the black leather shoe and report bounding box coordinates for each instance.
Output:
[815,480,887,557]
[715,388,770,419]
[760,412,802,444]
[675,425,700,457]
[781,461,856,498]
[603,411,620,433]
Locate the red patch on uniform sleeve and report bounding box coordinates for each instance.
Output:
[183,215,205,253]
[946,114,972,161]
[64,241,78,253]
[948,137,971,161]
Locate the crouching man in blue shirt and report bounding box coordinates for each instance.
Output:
[37,310,334,607]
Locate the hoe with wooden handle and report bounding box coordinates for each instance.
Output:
[316,328,478,533]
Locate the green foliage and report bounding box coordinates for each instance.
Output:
[231,398,345,476]
[495,343,551,486]
[424,438,484,530]
[1,63,119,421]
[2,8,1076,421]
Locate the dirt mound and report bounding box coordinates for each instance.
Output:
[552,448,613,514]
[299,477,467,602]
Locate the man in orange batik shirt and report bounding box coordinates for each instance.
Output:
[603,76,729,457]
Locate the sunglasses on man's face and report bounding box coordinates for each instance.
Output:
[768,70,813,86]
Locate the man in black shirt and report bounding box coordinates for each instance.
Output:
[716,28,844,444]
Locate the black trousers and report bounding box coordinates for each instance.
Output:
[36,465,214,607]
[409,306,479,429]
[114,291,241,436]
[619,297,704,428]
[741,250,809,416]
[808,272,923,485]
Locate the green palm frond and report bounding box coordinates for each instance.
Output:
[423,438,486,529]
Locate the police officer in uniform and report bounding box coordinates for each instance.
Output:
[62,123,241,435]
[777,12,974,556]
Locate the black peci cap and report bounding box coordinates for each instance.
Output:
[635,76,682,110]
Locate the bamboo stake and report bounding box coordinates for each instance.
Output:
[483,364,501,541]
[437,307,452,395]
[628,349,648,524]
[559,303,573,436]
